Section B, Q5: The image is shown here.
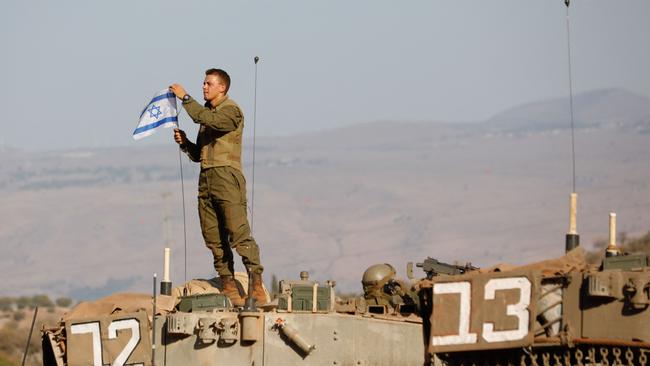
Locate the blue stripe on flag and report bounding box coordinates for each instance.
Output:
[139,92,177,118]
[133,116,178,135]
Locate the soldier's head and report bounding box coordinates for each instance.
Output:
[361,263,396,296]
[203,68,231,103]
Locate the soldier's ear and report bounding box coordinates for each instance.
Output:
[218,82,227,93]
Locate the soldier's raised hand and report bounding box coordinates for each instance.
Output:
[173,128,187,146]
[169,84,187,99]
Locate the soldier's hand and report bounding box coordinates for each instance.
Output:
[173,128,187,146]
[169,84,187,99]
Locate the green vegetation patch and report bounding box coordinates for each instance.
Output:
[0,352,15,366]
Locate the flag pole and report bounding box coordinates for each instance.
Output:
[251,56,260,232]
[174,105,188,287]
[152,273,157,366]
[178,144,188,286]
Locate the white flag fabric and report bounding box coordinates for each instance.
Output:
[133,89,178,140]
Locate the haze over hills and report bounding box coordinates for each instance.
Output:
[485,88,650,133]
[1,88,649,298]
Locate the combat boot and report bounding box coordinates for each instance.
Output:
[221,276,245,307]
[251,273,267,305]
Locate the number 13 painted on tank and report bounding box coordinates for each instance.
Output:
[427,270,538,352]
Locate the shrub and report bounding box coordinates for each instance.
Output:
[31,295,54,308]
[12,311,25,322]
[15,296,30,310]
[0,297,12,312]
[55,297,72,308]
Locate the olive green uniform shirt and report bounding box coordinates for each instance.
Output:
[180,95,244,171]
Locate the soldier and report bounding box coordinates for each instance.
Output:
[362,263,419,313]
[169,68,266,307]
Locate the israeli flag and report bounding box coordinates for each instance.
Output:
[133,89,178,140]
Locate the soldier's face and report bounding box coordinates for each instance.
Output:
[203,75,226,102]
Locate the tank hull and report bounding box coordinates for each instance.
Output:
[45,310,425,366]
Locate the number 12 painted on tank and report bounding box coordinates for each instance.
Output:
[428,271,537,352]
[65,311,151,366]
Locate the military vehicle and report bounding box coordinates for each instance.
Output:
[417,210,650,366]
[40,204,649,366]
[41,268,425,366]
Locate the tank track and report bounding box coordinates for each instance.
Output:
[436,345,650,366]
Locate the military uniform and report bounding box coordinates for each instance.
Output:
[180,95,263,277]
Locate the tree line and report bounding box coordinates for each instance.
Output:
[0,295,73,312]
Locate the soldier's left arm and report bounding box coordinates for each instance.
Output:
[182,98,241,132]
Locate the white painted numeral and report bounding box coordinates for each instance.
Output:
[108,318,143,366]
[70,318,143,366]
[482,277,531,342]
[430,276,534,347]
[70,322,102,366]
[431,281,478,346]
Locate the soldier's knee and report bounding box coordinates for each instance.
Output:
[205,242,222,254]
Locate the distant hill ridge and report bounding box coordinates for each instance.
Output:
[485,88,650,133]
[281,88,650,142]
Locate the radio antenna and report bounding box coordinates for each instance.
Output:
[564,0,580,252]
[251,56,260,232]
[565,0,577,194]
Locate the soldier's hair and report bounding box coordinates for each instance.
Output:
[205,68,231,93]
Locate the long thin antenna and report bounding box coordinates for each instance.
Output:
[565,0,577,193]
[21,306,38,366]
[564,0,580,252]
[250,56,260,232]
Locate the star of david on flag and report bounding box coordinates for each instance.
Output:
[133,89,178,140]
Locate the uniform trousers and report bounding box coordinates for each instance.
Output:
[197,166,263,276]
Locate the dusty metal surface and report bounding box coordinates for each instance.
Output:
[64,311,152,366]
[150,311,424,366]
[418,248,650,365]
[46,281,424,366]
[421,269,540,354]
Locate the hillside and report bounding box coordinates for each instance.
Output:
[485,88,650,133]
[0,88,649,297]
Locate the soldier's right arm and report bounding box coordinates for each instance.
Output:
[181,140,200,162]
[174,128,200,162]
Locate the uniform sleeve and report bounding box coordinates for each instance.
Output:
[182,97,241,132]
[180,139,200,162]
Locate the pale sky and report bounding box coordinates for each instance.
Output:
[2,0,649,150]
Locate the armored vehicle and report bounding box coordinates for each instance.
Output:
[42,235,650,366]
[42,208,650,366]
[41,270,425,366]
[417,212,650,366]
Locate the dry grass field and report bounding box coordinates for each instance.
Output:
[0,306,68,366]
